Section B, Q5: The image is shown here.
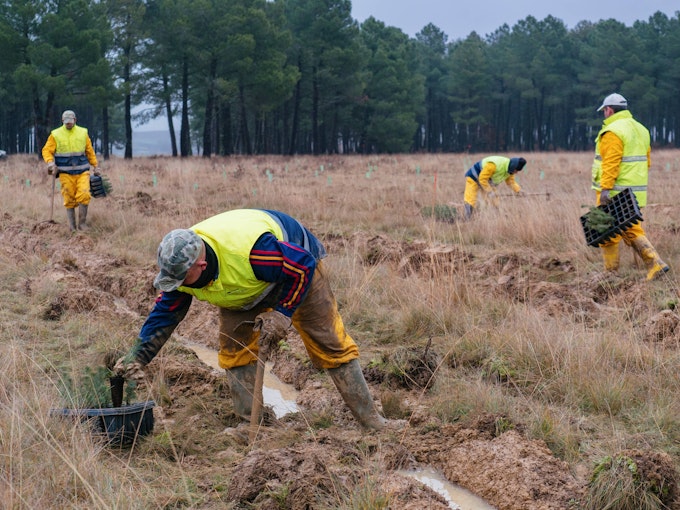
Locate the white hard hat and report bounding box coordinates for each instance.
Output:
[597,93,627,112]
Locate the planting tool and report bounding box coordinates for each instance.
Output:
[110,375,125,407]
[501,192,551,200]
[49,172,57,223]
[248,355,266,443]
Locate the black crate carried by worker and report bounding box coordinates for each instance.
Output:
[580,188,643,247]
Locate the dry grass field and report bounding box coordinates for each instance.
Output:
[0,151,679,509]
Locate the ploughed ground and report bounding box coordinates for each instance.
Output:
[5,205,680,509]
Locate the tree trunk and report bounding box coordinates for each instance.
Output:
[102,107,110,160]
[202,58,217,158]
[180,56,191,157]
[162,72,178,157]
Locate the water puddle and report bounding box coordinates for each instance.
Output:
[181,339,299,418]
[399,468,496,510]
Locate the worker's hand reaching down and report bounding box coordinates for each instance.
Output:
[113,356,146,382]
[254,310,291,358]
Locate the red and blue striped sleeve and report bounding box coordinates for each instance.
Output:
[250,232,316,317]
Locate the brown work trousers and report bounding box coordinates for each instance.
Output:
[217,261,359,370]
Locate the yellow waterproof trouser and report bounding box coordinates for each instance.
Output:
[599,220,645,248]
[217,261,359,370]
[59,172,91,208]
[463,176,481,207]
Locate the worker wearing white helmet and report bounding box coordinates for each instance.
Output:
[591,93,669,280]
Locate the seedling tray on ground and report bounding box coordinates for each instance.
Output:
[580,188,643,247]
[53,400,155,446]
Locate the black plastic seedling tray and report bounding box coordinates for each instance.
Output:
[53,400,155,446]
[580,188,643,247]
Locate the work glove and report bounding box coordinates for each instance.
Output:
[600,189,611,206]
[47,162,56,175]
[90,165,100,176]
[113,356,146,382]
[254,310,291,359]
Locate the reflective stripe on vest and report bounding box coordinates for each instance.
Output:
[591,111,650,206]
[52,125,90,174]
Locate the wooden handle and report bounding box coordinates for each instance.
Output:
[248,357,265,443]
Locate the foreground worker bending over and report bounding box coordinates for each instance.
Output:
[463,156,526,219]
[592,93,669,280]
[115,209,388,430]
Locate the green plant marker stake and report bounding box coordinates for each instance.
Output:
[320,165,324,172]
[540,170,545,180]
[223,170,227,179]
[3,175,7,183]
[252,189,257,196]
[266,169,273,182]
[416,165,421,175]
[666,162,671,171]
[25,179,30,187]
[152,172,157,187]
[193,183,198,190]
[315,169,319,177]
[327,175,332,186]
[57,182,61,190]
[120,175,124,185]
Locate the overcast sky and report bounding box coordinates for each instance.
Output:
[351,0,680,40]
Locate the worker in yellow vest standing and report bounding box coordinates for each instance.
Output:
[592,93,669,280]
[42,110,99,232]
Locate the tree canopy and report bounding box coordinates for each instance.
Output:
[0,0,679,157]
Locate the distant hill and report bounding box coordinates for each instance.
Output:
[111,130,175,157]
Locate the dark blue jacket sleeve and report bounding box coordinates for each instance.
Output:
[133,290,193,364]
[249,232,316,317]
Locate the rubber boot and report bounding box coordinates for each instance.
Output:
[600,244,620,272]
[225,365,256,421]
[464,203,473,220]
[66,208,77,233]
[78,204,89,231]
[327,359,387,430]
[630,236,669,281]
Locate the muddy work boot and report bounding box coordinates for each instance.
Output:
[630,236,669,281]
[327,359,387,430]
[464,203,474,220]
[225,365,277,425]
[66,208,77,233]
[77,204,89,231]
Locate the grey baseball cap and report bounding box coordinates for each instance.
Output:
[62,110,76,122]
[154,229,203,292]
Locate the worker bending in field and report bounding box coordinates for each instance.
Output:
[115,209,389,430]
[463,156,526,219]
[592,93,669,280]
[41,110,99,232]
